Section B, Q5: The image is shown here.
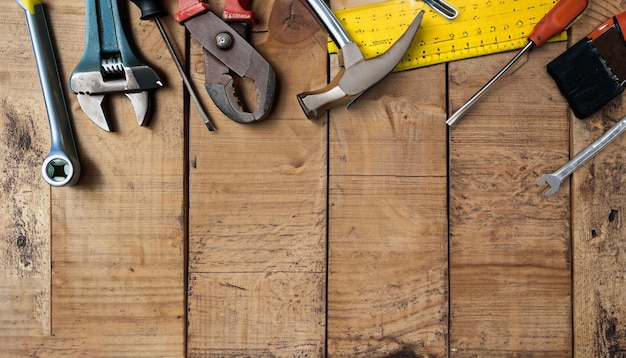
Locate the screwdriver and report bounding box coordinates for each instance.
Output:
[446,0,589,127]
[130,0,216,131]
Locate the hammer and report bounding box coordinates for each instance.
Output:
[297,0,424,119]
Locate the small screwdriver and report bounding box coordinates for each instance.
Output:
[130,0,216,131]
[446,0,589,127]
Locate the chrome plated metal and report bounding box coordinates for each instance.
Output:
[424,0,458,19]
[537,115,626,197]
[18,0,81,186]
[447,41,534,126]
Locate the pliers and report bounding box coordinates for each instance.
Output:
[70,0,163,131]
[174,0,276,124]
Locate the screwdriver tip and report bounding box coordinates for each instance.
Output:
[205,120,217,132]
[446,112,462,126]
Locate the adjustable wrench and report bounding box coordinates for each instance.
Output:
[537,115,626,197]
[18,0,81,187]
[70,0,163,131]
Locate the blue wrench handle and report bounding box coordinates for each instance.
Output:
[72,0,142,76]
[108,0,142,66]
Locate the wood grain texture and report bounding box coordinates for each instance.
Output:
[448,31,572,355]
[1,1,187,356]
[327,0,449,349]
[0,2,52,338]
[5,0,626,356]
[571,2,626,357]
[186,1,328,356]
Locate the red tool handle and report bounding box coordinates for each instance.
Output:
[528,0,589,47]
[174,0,209,23]
[588,11,626,40]
[223,0,258,25]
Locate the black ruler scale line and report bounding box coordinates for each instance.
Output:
[329,0,567,71]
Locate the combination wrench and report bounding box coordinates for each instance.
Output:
[537,115,626,197]
[18,0,81,186]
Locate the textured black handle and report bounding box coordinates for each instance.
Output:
[129,0,166,20]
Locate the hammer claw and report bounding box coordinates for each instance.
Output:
[298,1,424,119]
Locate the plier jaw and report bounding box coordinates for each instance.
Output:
[176,0,276,124]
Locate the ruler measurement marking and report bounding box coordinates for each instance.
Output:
[328,0,567,70]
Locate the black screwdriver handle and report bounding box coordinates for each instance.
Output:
[130,0,167,20]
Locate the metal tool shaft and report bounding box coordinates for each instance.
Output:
[537,115,626,197]
[447,41,534,126]
[558,118,626,177]
[423,0,458,20]
[18,0,80,186]
[154,18,216,131]
[304,0,351,48]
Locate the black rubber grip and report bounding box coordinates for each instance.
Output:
[129,0,166,20]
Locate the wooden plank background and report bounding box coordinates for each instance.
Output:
[2,0,626,356]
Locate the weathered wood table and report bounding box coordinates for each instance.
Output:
[1,0,625,356]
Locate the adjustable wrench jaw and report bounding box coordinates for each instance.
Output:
[70,65,162,131]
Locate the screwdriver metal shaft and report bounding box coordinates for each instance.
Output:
[446,0,589,127]
[154,17,216,131]
[130,0,216,131]
[446,41,534,126]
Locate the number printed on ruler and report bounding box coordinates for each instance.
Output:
[329,0,568,71]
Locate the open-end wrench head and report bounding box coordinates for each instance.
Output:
[536,174,562,197]
[297,10,425,119]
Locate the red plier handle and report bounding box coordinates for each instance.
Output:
[174,0,257,25]
[224,0,257,25]
[174,0,209,22]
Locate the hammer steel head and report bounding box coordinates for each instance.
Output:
[297,10,425,119]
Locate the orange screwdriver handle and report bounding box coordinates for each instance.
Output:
[528,0,588,47]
